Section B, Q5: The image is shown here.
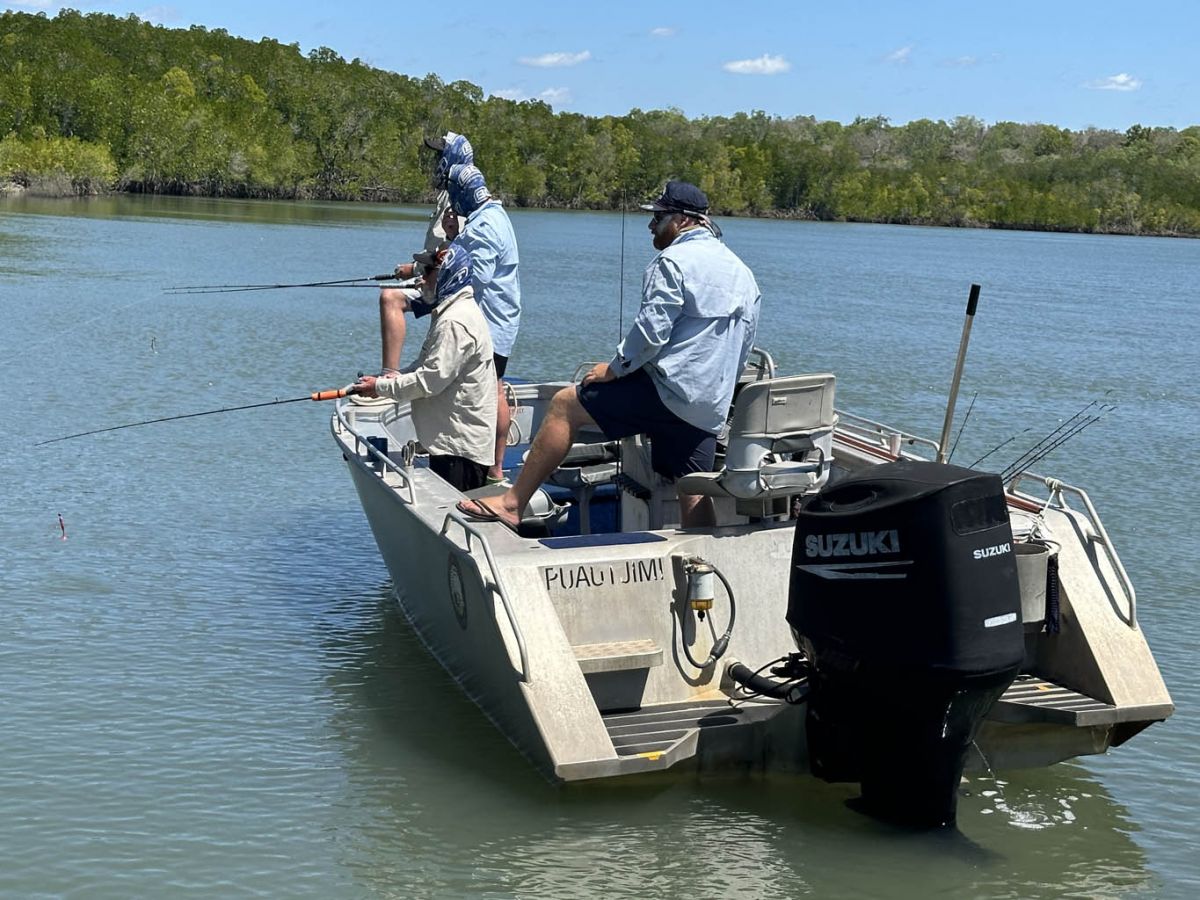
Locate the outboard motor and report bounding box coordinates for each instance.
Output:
[787,460,1022,828]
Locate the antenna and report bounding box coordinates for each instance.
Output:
[618,188,627,340]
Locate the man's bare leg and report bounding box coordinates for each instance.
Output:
[459,385,596,527]
[379,288,409,373]
[678,493,715,529]
[490,379,510,481]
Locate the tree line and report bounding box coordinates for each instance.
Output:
[2,9,1199,236]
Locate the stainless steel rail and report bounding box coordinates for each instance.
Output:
[834,410,941,460]
[331,403,416,504]
[746,346,776,379]
[439,511,532,683]
[1008,472,1137,628]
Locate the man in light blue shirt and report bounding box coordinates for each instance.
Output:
[459,180,759,529]
[441,163,521,481]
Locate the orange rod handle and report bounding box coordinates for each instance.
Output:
[311,387,350,401]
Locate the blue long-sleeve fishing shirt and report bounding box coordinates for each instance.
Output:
[609,228,761,435]
[455,200,521,358]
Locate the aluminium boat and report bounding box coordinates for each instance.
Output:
[330,349,1173,826]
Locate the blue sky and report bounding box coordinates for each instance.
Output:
[6,0,1196,131]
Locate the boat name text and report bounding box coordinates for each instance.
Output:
[542,559,665,593]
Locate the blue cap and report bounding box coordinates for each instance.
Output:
[434,242,472,302]
[446,164,489,216]
[431,132,474,188]
[639,180,710,216]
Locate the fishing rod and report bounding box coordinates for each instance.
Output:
[1007,408,1114,477]
[946,390,978,463]
[164,273,406,295]
[994,396,1112,480]
[970,427,1032,469]
[35,387,355,446]
[998,405,1115,482]
[973,396,1103,471]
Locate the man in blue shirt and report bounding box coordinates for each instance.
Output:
[442,163,521,481]
[459,180,760,529]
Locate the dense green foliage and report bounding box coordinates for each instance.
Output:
[3,10,1199,235]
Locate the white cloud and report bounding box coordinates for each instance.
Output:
[650,27,675,38]
[884,45,913,65]
[1086,73,1142,92]
[490,87,572,107]
[138,6,179,25]
[538,87,571,106]
[518,50,591,68]
[722,54,791,76]
[948,55,977,67]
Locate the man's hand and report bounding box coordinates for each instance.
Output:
[581,362,616,386]
[441,206,461,240]
[354,374,379,398]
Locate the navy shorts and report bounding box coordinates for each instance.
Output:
[577,368,716,481]
[493,354,508,379]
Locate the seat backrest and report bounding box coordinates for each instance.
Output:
[728,373,836,440]
[670,373,839,516]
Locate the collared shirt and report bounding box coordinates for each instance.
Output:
[610,228,761,435]
[455,200,521,357]
[377,286,497,466]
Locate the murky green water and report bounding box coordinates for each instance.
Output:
[1,194,1196,897]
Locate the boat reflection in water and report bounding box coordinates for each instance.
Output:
[324,580,1155,899]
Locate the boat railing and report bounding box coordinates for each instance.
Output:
[439,511,532,683]
[1008,472,1137,628]
[746,346,776,379]
[331,404,417,504]
[834,410,941,460]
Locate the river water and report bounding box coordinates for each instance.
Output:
[1,195,1196,898]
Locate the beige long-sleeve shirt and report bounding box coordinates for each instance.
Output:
[376,286,497,466]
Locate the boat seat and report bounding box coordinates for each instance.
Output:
[539,441,620,535]
[677,373,837,508]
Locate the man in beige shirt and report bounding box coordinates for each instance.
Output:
[354,243,497,492]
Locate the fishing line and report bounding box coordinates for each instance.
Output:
[35,388,352,446]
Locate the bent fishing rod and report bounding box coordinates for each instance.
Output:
[165,273,415,295]
[36,388,356,446]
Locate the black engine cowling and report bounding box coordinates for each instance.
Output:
[787,459,1023,827]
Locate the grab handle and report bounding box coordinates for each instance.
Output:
[439,512,531,682]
